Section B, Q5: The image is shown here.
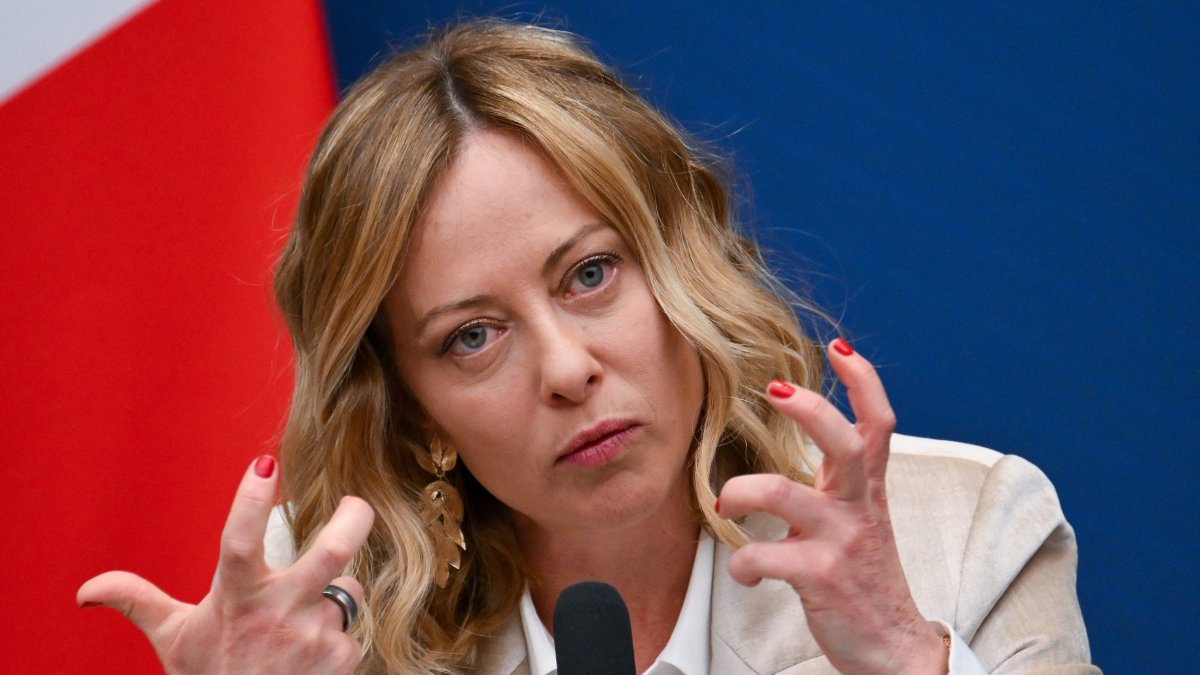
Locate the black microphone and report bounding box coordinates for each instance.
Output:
[553,581,637,675]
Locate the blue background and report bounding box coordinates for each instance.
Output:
[321,3,1198,671]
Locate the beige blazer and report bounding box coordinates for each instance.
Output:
[469,434,1099,674]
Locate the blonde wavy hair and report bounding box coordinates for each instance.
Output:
[274,18,827,673]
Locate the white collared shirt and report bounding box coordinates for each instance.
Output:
[519,534,715,675]
[515,528,986,675]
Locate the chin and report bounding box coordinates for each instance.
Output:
[585,469,691,530]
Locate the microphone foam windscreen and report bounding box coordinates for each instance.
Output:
[553,581,637,675]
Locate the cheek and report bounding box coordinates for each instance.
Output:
[416,370,539,482]
[634,295,697,377]
[668,337,706,432]
[423,381,527,452]
[621,296,705,425]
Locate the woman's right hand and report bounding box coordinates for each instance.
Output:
[76,456,375,674]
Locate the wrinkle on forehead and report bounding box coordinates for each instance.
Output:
[386,130,593,343]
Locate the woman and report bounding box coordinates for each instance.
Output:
[77,20,1096,674]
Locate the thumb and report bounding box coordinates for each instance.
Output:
[77,571,189,641]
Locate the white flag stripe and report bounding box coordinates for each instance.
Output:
[0,0,157,104]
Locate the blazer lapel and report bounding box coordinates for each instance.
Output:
[474,514,831,675]
[709,514,827,674]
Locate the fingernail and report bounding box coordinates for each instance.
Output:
[254,455,276,478]
[80,601,101,609]
[832,337,854,356]
[767,380,795,398]
[714,498,721,515]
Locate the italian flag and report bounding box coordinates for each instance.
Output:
[0,1,334,670]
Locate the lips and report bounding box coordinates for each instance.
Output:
[558,419,639,467]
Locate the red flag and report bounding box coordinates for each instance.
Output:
[0,1,334,670]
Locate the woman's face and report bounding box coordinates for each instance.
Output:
[386,130,705,538]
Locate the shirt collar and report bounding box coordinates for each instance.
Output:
[519,533,714,675]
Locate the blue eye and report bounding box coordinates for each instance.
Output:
[443,323,496,356]
[459,326,488,350]
[565,254,619,295]
[575,262,606,288]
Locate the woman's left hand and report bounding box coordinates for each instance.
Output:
[716,339,947,675]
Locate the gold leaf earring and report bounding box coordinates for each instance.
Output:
[416,437,466,588]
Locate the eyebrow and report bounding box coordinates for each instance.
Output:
[541,222,607,277]
[412,222,609,340]
[412,294,493,339]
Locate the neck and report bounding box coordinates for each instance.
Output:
[514,482,699,673]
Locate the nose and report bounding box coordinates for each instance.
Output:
[534,312,603,404]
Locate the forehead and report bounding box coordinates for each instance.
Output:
[389,131,604,316]
[419,132,578,246]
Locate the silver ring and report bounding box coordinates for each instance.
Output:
[321,584,359,632]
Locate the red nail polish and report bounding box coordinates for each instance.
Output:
[767,380,795,398]
[80,601,101,609]
[714,498,721,515]
[832,337,854,356]
[254,455,276,478]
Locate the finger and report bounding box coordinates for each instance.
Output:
[727,540,831,590]
[286,496,375,595]
[717,473,824,532]
[766,380,866,498]
[77,571,189,641]
[827,338,897,443]
[216,455,279,593]
[316,575,366,631]
[325,633,366,672]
